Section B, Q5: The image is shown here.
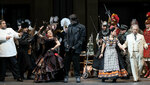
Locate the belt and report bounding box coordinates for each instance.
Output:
[133,51,139,52]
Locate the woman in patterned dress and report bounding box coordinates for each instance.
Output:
[98,27,128,82]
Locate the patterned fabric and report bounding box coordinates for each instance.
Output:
[103,37,120,72]
[33,50,64,82]
[98,69,128,78]
[98,37,128,79]
[104,46,120,72]
[32,38,64,82]
[143,29,150,58]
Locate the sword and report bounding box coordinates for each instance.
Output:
[104,4,111,18]
[90,16,98,33]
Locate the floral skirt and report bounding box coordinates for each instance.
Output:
[32,50,64,82]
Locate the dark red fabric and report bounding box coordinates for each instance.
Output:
[144,29,150,58]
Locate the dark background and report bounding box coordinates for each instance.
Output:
[98,1,150,31]
[0,0,150,52]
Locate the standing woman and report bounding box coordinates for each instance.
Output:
[32,29,64,83]
[98,27,128,82]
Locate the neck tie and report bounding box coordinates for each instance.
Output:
[134,34,137,40]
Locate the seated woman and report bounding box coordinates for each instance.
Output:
[32,29,64,83]
[98,27,128,82]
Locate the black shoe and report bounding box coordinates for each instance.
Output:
[17,78,23,82]
[102,79,105,82]
[76,77,81,83]
[112,79,116,82]
[64,76,68,83]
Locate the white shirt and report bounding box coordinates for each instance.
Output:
[0,28,20,57]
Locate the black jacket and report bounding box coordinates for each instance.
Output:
[64,22,86,53]
[19,32,31,51]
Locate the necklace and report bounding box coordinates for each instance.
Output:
[102,28,109,36]
[108,36,115,46]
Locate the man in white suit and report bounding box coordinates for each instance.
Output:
[123,24,148,82]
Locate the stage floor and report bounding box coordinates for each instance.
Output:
[1,74,150,85]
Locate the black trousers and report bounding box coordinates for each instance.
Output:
[17,50,33,78]
[0,57,21,80]
[64,51,80,77]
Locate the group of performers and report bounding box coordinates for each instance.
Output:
[93,12,150,82]
[0,14,86,83]
[0,11,150,83]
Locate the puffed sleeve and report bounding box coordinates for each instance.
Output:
[102,37,107,44]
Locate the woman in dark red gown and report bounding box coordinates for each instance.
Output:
[143,12,150,78]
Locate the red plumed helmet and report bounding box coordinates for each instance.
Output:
[111,13,119,23]
[146,12,150,18]
[145,12,150,24]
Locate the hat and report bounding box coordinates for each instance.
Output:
[21,22,29,28]
[102,21,107,26]
[111,13,119,25]
[120,24,128,30]
[146,12,150,19]
[145,12,150,24]
[49,16,59,24]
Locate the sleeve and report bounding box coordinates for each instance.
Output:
[102,37,107,44]
[0,35,6,42]
[116,38,120,44]
[63,28,69,48]
[142,35,148,49]
[74,25,86,49]
[123,36,128,48]
[10,28,20,39]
